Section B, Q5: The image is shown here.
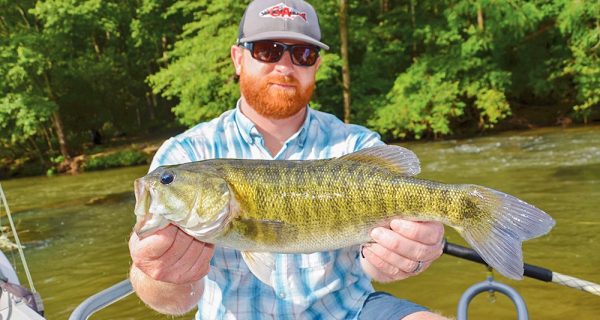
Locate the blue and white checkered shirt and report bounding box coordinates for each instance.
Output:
[150,101,383,319]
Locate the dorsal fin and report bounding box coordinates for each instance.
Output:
[338,145,421,176]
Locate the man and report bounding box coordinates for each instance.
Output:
[129,1,447,319]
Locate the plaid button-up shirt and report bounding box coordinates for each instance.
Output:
[150,101,383,319]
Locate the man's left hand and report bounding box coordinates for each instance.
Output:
[360,219,445,282]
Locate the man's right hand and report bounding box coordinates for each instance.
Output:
[129,224,214,284]
[128,224,214,314]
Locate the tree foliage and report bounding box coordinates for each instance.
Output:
[1,0,189,173]
[149,0,597,139]
[1,0,598,175]
[555,0,599,122]
[148,1,246,126]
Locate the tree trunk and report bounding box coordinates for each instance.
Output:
[43,72,71,160]
[27,137,47,167]
[41,125,55,152]
[380,0,390,13]
[161,35,169,67]
[477,3,484,32]
[145,92,156,121]
[0,16,10,36]
[92,34,102,60]
[136,105,142,129]
[145,66,157,121]
[15,5,31,28]
[339,0,351,124]
[51,112,70,160]
[411,0,417,58]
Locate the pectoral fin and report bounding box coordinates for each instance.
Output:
[232,218,296,245]
[242,251,276,287]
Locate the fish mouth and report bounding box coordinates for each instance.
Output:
[134,212,169,239]
[133,178,168,238]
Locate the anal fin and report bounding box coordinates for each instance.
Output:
[241,251,276,287]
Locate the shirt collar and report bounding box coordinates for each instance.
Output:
[233,99,312,147]
[233,100,257,145]
[294,108,311,147]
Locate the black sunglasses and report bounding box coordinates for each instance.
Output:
[240,41,320,67]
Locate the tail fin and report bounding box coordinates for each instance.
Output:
[456,185,555,280]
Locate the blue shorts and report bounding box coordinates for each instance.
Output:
[357,291,429,320]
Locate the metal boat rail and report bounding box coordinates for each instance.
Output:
[68,279,133,320]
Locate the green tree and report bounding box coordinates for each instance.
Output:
[555,0,599,123]
[1,0,187,174]
[0,0,64,162]
[369,0,544,139]
[149,1,245,126]
[131,0,191,124]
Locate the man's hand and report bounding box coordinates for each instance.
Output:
[129,224,214,284]
[360,219,444,282]
[128,224,215,314]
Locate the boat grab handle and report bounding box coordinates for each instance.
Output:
[457,276,528,320]
[69,279,133,320]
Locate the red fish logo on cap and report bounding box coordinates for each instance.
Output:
[260,3,308,22]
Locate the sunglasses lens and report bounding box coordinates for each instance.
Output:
[247,41,319,66]
[291,46,318,66]
[252,41,284,63]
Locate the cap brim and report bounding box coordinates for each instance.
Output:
[239,31,329,50]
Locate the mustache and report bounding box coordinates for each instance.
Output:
[266,75,299,85]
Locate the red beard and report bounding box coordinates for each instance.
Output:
[240,70,314,119]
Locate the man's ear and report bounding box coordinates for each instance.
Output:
[231,45,243,76]
[315,56,322,71]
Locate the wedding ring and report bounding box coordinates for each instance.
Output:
[411,260,424,274]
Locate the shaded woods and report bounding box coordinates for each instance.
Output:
[1,0,598,177]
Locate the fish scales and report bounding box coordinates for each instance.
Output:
[134,145,555,280]
[212,159,464,252]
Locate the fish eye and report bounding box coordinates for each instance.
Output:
[160,172,175,185]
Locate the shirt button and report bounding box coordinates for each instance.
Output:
[279,292,286,299]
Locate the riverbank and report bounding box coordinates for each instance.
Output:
[0,130,178,179]
[53,137,164,175]
[1,111,598,180]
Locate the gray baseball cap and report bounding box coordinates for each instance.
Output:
[237,0,329,50]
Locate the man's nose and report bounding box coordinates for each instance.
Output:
[274,51,295,75]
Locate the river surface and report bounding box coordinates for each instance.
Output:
[1,126,599,319]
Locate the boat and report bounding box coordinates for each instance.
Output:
[0,183,46,319]
[0,251,45,319]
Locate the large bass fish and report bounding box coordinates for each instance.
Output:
[134,145,554,282]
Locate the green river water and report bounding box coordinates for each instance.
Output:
[1,126,599,319]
